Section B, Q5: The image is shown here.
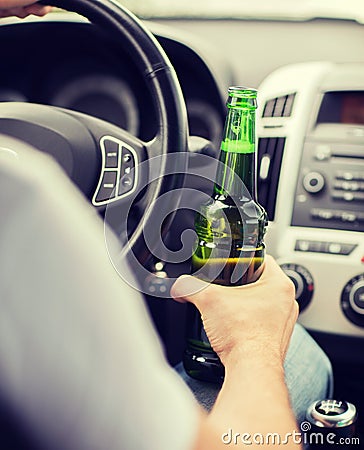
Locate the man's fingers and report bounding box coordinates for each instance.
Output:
[171,255,284,303]
[0,0,38,8]
[0,6,25,17]
[0,1,51,17]
[171,255,294,307]
[24,4,52,16]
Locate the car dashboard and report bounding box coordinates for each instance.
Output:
[1,10,364,426]
[0,14,228,150]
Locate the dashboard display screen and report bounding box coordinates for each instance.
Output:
[317,91,364,125]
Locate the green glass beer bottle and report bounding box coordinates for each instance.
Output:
[184,87,268,383]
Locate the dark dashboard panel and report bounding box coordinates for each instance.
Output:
[0,21,157,139]
[0,19,226,149]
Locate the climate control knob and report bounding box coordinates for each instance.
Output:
[280,263,314,312]
[341,274,364,327]
[303,171,325,194]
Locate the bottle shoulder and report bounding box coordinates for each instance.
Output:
[199,196,267,222]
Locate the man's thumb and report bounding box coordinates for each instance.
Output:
[170,275,211,304]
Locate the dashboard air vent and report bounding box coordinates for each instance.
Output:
[262,93,296,117]
[257,137,286,221]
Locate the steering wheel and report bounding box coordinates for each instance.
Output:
[0,0,188,267]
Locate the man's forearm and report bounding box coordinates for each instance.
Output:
[193,353,302,450]
[211,356,301,447]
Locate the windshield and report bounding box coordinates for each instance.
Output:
[119,0,364,24]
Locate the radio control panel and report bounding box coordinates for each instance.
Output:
[257,62,364,338]
[292,137,364,233]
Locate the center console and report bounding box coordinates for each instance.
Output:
[256,62,364,338]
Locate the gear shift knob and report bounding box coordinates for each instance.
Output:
[305,399,358,448]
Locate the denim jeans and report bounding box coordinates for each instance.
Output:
[176,323,333,426]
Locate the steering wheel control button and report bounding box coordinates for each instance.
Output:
[119,176,133,195]
[93,136,138,207]
[280,263,314,312]
[118,147,136,196]
[303,171,325,194]
[104,139,120,168]
[95,171,117,202]
[341,274,364,327]
[123,153,132,163]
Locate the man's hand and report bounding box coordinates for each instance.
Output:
[0,0,51,18]
[172,256,301,449]
[171,255,298,369]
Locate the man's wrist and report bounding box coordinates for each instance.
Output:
[221,342,284,375]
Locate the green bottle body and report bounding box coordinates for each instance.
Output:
[183,87,267,383]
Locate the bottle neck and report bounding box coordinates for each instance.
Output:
[213,106,257,201]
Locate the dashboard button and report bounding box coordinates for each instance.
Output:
[351,283,364,314]
[336,171,364,181]
[309,241,326,252]
[334,180,364,191]
[327,242,343,254]
[334,192,364,202]
[295,240,357,255]
[340,211,357,222]
[340,243,357,255]
[333,191,354,201]
[280,263,314,312]
[353,192,364,201]
[341,275,364,327]
[303,172,325,194]
[294,240,325,253]
[295,240,326,253]
[310,208,335,220]
[295,240,310,252]
[314,144,331,161]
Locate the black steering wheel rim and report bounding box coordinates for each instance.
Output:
[2,0,189,266]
